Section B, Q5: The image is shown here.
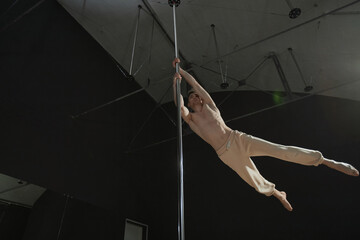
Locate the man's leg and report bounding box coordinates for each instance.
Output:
[218,132,293,211]
[240,133,323,165]
[240,133,359,176]
[217,133,276,196]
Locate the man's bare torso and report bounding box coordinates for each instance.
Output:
[188,103,232,150]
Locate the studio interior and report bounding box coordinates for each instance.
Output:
[1,0,360,239]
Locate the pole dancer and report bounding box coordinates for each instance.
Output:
[169,0,185,239]
[172,58,359,211]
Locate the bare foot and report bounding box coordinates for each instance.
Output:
[273,189,293,211]
[322,159,359,177]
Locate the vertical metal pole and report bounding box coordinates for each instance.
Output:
[173,7,180,73]
[130,6,141,75]
[210,24,225,84]
[172,3,185,240]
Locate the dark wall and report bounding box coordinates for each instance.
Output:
[1,0,164,238]
[1,0,359,240]
[0,202,30,240]
[22,190,123,240]
[0,0,144,207]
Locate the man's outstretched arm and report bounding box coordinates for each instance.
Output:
[173,58,216,108]
[173,72,191,123]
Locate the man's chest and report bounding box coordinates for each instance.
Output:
[191,106,219,125]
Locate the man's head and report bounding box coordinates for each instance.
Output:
[187,88,203,110]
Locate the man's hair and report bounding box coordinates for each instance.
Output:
[187,88,195,96]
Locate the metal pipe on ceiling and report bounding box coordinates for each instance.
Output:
[71,88,146,118]
[129,5,142,76]
[210,24,227,88]
[288,48,313,92]
[269,52,293,99]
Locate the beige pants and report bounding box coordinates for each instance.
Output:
[216,130,324,196]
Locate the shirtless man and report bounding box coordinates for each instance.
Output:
[172,58,359,211]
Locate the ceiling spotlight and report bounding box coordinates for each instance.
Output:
[285,0,302,19]
[289,8,301,19]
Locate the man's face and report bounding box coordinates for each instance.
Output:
[188,92,203,108]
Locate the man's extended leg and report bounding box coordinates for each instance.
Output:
[240,132,323,165]
[240,132,359,176]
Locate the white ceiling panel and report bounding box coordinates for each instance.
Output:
[58,0,360,103]
[0,173,46,207]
